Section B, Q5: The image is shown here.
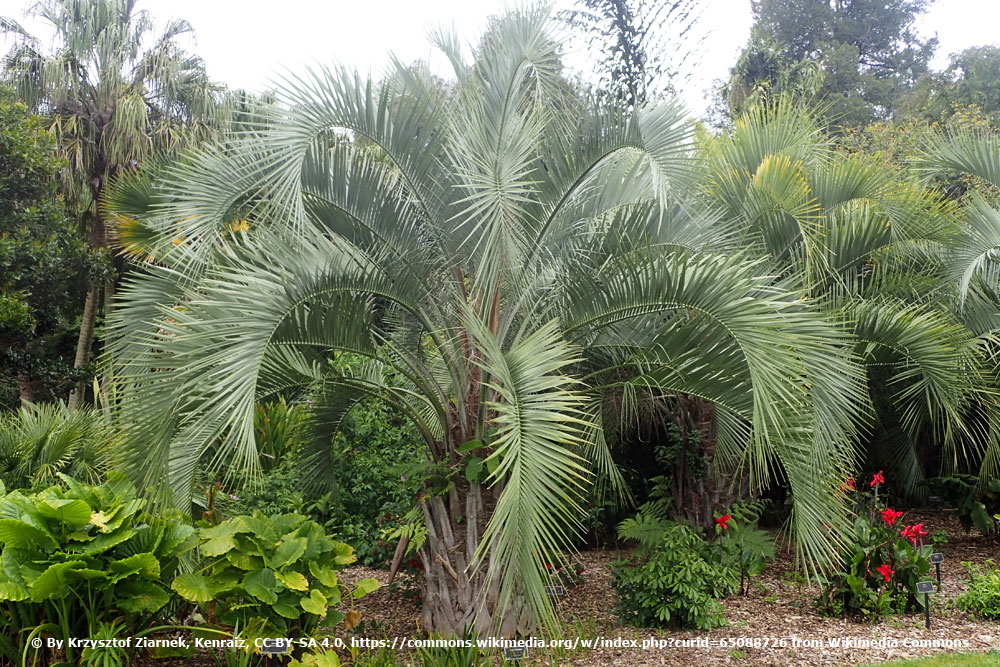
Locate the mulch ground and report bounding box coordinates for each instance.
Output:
[340,510,1000,666]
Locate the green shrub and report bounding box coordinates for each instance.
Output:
[172,512,380,640]
[955,559,1000,620]
[611,522,737,629]
[0,473,196,664]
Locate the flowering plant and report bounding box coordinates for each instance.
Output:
[816,473,934,619]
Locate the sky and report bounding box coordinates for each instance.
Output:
[1,0,999,118]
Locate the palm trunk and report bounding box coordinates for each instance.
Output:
[69,181,107,409]
[68,285,100,409]
[417,482,529,637]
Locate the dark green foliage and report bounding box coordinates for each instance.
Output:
[562,0,701,106]
[171,512,379,640]
[233,397,422,566]
[0,90,103,406]
[611,521,737,629]
[900,47,1000,124]
[0,473,197,664]
[929,475,1000,535]
[726,0,937,129]
[955,559,1000,620]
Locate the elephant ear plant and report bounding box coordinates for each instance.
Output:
[0,473,198,664]
[171,512,379,642]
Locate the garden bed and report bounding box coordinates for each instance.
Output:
[342,510,999,666]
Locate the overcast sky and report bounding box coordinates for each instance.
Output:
[2,0,999,118]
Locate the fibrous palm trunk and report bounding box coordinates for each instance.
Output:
[417,482,529,637]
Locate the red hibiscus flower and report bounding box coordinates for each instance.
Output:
[715,514,731,531]
[881,508,904,526]
[870,470,884,488]
[847,477,855,491]
[877,563,894,582]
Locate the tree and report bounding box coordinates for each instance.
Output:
[562,0,702,107]
[0,89,102,406]
[725,0,937,129]
[900,46,1000,124]
[108,9,866,634]
[0,0,231,407]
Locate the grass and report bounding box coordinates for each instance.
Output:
[867,651,1000,666]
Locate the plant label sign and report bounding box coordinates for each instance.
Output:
[544,585,565,597]
[503,646,527,661]
[259,639,291,655]
[916,581,935,594]
[929,552,944,564]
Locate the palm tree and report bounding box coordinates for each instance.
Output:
[108,9,865,634]
[699,102,998,497]
[920,129,1000,482]
[1,0,231,407]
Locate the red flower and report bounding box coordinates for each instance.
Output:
[901,523,928,546]
[870,471,884,488]
[877,563,894,582]
[847,477,855,491]
[544,563,551,570]
[881,508,903,526]
[715,514,731,531]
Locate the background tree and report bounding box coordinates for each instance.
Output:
[562,0,703,107]
[900,46,1000,124]
[724,0,937,130]
[0,0,231,407]
[0,89,102,407]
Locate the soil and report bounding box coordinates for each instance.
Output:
[340,510,1000,666]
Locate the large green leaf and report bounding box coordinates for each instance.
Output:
[27,560,87,601]
[300,588,327,616]
[242,568,279,604]
[35,499,92,529]
[117,580,170,613]
[269,537,307,569]
[171,572,217,603]
[108,552,160,582]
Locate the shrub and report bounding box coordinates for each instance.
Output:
[611,522,737,629]
[172,512,379,641]
[955,559,1000,620]
[0,473,196,664]
[816,472,934,618]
